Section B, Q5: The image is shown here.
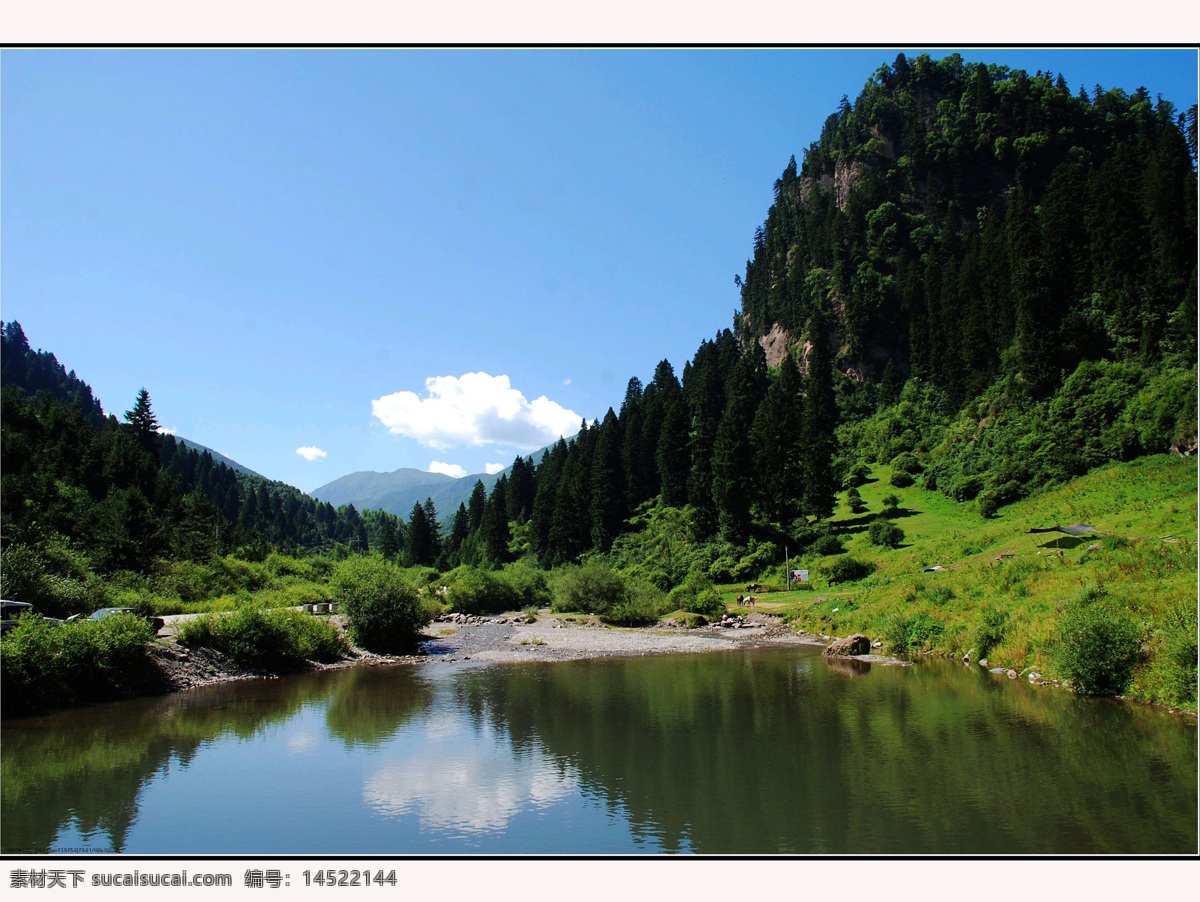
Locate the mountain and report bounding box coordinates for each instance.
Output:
[312,467,503,520]
[736,52,1197,403]
[174,437,266,480]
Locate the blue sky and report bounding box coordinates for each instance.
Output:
[3,48,1196,493]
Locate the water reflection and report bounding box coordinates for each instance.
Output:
[2,649,1195,854]
[363,722,577,834]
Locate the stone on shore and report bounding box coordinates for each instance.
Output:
[823,634,871,657]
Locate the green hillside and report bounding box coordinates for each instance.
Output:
[738,454,1196,709]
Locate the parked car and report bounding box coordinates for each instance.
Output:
[1,599,64,634]
[87,607,165,634]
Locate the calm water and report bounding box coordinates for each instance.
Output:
[2,647,1196,855]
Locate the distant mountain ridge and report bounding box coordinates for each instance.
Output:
[175,437,267,480]
[311,467,504,520]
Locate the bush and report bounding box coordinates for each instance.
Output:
[499,562,553,610]
[1051,602,1142,696]
[978,494,998,520]
[443,567,519,616]
[881,611,943,653]
[0,542,106,619]
[732,541,779,581]
[1,612,154,714]
[881,612,913,652]
[666,572,726,617]
[176,607,348,671]
[890,452,923,474]
[973,607,1008,659]
[867,519,905,548]
[825,557,874,584]
[1154,604,1198,707]
[330,556,429,653]
[843,462,871,488]
[811,535,844,556]
[949,475,985,502]
[845,487,867,514]
[601,582,671,626]
[889,471,915,488]
[551,560,631,614]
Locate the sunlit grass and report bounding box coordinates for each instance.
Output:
[770,455,1196,709]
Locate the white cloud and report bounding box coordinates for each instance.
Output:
[371,372,581,451]
[296,446,327,461]
[157,426,176,435]
[484,462,505,475]
[428,460,467,479]
[562,378,572,386]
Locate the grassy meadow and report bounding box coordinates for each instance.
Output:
[721,454,1197,709]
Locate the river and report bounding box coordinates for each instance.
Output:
[2,646,1195,854]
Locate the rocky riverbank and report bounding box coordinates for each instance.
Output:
[148,610,831,691]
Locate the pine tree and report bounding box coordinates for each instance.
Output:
[124,388,160,454]
[378,515,399,560]
[750,351,805,524]
[799,319,839,520]
[589,408,625,552]
[507,456,536,522]
[711,354,761,544]
[655,390,691,507]
[481,479,511,566]
[468,480,488,534]
[405,500,438,567]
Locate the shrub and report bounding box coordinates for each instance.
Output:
[731,541,779,581]
[978,494,998,520]
[176,607,348,670]
[330,556,429,653]
[949,475,985,502]
[890,452,923,474]
[825,557,874,584]
[811,535,845,556]
[881,612,913,652]
[843,462,871,488]
[443,567,519,616]
[973,607,1009,659]
[889,471,915,488]
[845,487,867,514]
[0,542,105,619]
[880,493,900,512]
[907,613,943,649]
[551,560,631,614]
[1,612,154,714]
[499,562,552,610]
[666,572,726,617]
[1154,604,1198,707]
[867,519,905,548]
[1051,602,1142,696]
[601,582,671,626]
[881,611,943,653]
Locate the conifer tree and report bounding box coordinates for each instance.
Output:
[799,320,839,520]
[589,408,626,552]
[481,479,511,566]
[124,388,160,454]
[378,515,399,560]
[405,500,438,567]
[750,351,805,523]
[468,480,488,534]
[711,354,761,544]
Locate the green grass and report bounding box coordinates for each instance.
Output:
[772,455,1197,709]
